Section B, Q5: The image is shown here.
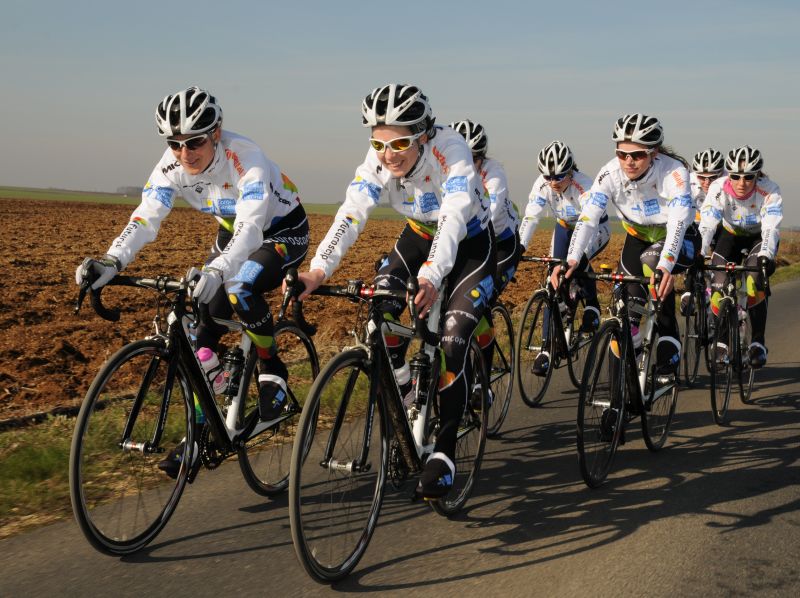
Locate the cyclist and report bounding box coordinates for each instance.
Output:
[450,119,521,297]
[296,84,495,498]
[698,145,782,368]
[75,86,309,474]
[680,147,725,315]
[520,140,611,375]
[556,113,699,377]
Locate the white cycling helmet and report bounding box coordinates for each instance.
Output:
[612,113,664,147]
[361,84,433,135]
[537,141,575,177]
[450,119,488,156]
[725,145,763,174]
[692,148,724,174]
[156,86,222,137]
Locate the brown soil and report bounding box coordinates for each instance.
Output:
[8,198,798,424]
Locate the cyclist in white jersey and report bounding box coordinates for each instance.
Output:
[521,141,611,376]
[555,114,699,376]
[76,86,309,475]
[450,120,521,295]
[698,145,782,367]
[296,84,495,498]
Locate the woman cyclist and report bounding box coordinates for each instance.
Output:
[680,147,725,315]
[521,141,610,375]
[450,119,521,297]
[76,86,309,474]
[556,113,699,377]
[698,145,782,368]
[296,84,495,498]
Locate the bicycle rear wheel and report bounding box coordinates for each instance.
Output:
[710,300,734,425]
[682,307,702,387]
[289,348,387,582]
[737,312,756,404]
[238,322,319,496]
[430,338,488,516]
[69,339,193,555]
[640,332,679,452]
[566,298,594,389]
[577,319,626,488]
[515,289,554,407]
[486,302,514,437]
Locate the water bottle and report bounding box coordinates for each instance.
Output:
[197,347,227,395]
[221,347,245,398]
[408,352,431,406]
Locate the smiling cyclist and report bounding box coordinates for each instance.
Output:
[296,84,495,498]
[76,86,309,475]
[554,113,699,378]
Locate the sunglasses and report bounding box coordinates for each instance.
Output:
[729,173,757,181]
[543,172,569,182]
[696,174,719,181]
[616,148,655,161]
[167,134,211,151]
[369,133,422,153]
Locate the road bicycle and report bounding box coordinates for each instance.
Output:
[485,296,514,437]
[287,271,488,582]
[577,269,679,488]
[515,256,595,407]
[69,272,318,555]
[680,262,714,387]
[704,260,769,424]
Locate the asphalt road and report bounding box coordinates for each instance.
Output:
[2,279,799,598]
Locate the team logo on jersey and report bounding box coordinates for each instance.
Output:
[344,215,360,226]
[218,198,236,216]
[350,176,381,202]
[225,149,245,176]
[281,173,298,194]
[223,182,232,190]
[643,198,660,216]
[132,216,148,227]
[663,251,676,263]
[242,181,265,201]
[432,146,449,174]
[443,176,468,194]
[274,243,289,260]
[418,192,439,213]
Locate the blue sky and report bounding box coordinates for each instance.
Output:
[2,0,799,225]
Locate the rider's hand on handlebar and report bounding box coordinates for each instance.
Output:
[75,255,121,290]
[414,277,438,319]
[291,269,326,301]
[650,267,674,299]
[549,259,578,291]
[190,266,224,304]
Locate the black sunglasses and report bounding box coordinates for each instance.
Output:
[729,173,757,181]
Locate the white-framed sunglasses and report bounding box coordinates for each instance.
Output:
[369,132,423,153]
[167,133,211,151]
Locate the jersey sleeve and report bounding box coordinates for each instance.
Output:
[567,171,612,264]
[698,183,724,255]
[518,180,547,251]
[657,167,694,273]
[309,154,384,279]
[105,159,177,269]
[485,164,511,236]
[417,140,485,288]
[759,183,783,259]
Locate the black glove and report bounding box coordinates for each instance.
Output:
[757,255,775,277]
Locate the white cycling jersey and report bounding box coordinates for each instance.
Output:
[105,130,301,280]
[309,126,490,288]
[699,176,782,259]
[568,154,694,273]
[480,158,519,240]
[518,170,593,250]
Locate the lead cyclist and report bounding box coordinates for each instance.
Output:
[295,83,496,498]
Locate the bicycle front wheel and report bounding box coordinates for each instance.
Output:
[737,312,756,404]
[289,348,387,582]
[577,319,626,488]
[640,332,678,452]
[486,302,514,437]
[710,300,735,425]
[566,298,594,389]
[238,322,319,496]
[515,290,554,407]
[430,338,488,516]
[69,338,193,555]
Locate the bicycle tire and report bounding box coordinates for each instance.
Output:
[737,311,756,404]
[238,321,320,496]
[289,348,387,582]
[515,289,554,407]
[69,338,193,555]
[710,299,734,425]
[566,298,593,390]
[640,330,679,452]
[577,319,626,488]
[486,302,514,437]
[430,338,488,516]
[682,308,702,387]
